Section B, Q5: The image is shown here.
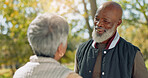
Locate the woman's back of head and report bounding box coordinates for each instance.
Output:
[27,13,69,58]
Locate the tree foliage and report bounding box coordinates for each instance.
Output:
[0,0,87,74]
[118,0,148,60]
[0,0,39,74]
[0,0,148,76]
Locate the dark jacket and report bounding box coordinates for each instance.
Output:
[76,37,140,78]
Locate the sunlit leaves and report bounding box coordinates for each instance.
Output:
[118,24,148,60]
[0,0,148,75]
[0,0,38,74]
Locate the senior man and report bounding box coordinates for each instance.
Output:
[13,13,82,78]
[74,1,148,78]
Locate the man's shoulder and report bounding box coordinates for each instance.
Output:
[76,39,93,56]
[120,37,140,51]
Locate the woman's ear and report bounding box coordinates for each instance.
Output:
[57,43,63,54]
[54,43,63,60]
[54,42,67,60]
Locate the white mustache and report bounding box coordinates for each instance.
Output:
[95,26,107,32]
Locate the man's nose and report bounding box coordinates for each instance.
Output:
[96,21,103,27]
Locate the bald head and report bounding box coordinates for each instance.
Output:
[97,1,123,20]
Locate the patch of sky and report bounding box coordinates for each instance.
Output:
[89,16,94,27]
[0,15,3,25]
[2,28,8,34]
[15,24,19,28]
[13,0,19,4]
[77,3,84,14]
[8,22,13,28]
[3,4,7,8]
[83,29,89,39]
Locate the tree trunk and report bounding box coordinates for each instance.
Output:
[89,0,97,19]
[10,64,16,76]
[82,0,97,39]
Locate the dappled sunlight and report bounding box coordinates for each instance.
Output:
[0,0,148,77]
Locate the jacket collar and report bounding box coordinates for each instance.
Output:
[92,32,120,49]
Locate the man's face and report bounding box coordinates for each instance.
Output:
[92,7,119,43]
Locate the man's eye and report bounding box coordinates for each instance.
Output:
[104,20,107,22]
[95,18,99,21]
[104,20,110,23]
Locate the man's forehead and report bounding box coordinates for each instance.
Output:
[96,5,120,16]
[99,5,103,10]
[95,5,103,17]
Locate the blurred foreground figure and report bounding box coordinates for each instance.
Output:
[13,13,82,78]
[74,1,148,78]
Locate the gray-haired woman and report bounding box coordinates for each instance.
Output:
[13,13,82,78]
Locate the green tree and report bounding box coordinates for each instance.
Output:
[0,0,39,75]
[118,0,148,61]
[0,0,87,75]
[0,0,148,77]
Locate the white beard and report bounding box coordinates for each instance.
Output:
[92,25,116,43]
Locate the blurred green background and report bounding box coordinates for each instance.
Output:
[0,0,148,78]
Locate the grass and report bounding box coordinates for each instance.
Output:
[64,63,74,70]
[0,69,12,78]
[145,60,148,70]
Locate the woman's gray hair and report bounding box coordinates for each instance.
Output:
[27,13,69,57]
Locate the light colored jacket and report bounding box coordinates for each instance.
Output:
[13,55,73,78]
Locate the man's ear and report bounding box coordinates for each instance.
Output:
[117,19,122,26]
